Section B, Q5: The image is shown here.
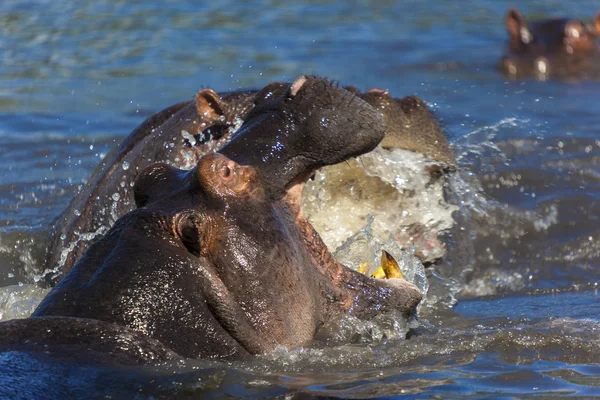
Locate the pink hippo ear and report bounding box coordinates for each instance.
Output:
[593,10,600,35]
[505,8,529,42]
[195,89,225,120]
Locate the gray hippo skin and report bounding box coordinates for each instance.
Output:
[10,77,422,363]
[500,8,600,80]
[347,86,455,170]
[46,80,456,278]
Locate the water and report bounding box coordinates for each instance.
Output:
[1,0,600,398]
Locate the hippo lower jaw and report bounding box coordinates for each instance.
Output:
[283,171,423,322]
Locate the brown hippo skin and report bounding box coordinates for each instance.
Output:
[500,8,600,80]
[44,89,257,281]
[46,79,456,278]
[10,77,422,363]
[347,86,456,170]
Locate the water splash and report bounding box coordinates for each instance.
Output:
[0,285,49,321]
[302,147,457,265]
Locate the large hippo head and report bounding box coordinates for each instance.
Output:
[500,8,600,80]
[32,76,422,360]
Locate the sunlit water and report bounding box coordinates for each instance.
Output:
[1,0,600,398]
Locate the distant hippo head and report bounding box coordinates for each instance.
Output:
[33,76,421,361]
[500,8,600,80]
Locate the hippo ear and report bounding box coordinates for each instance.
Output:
[195,89,225,120]
[506,8,526,40]
[593,11,600,34]
[288,75,307,98]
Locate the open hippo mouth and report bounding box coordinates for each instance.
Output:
[32,76,423,361]
[187,75,424,354]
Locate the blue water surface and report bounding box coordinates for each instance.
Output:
[1,0,600,398]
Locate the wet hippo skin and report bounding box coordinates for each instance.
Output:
[44,89,257,280]
[500,8,600,80]
[46,78,456,278]
[347,86,456,170]
[6,77,422,363]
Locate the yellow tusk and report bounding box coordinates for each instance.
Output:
[357,262,370,275]
[371,250,403,279]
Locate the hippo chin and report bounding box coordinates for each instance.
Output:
[2,77,422,363]
[500,8,600,80]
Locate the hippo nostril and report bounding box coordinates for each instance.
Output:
[222,166,231,179]
[219,161,237,182]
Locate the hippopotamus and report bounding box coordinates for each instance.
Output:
[43,88,257,282]
[346,87,455,170]
[43,79,456,281]
[2,76,421,363]
[500,8,600,80]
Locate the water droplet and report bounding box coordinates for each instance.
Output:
[122,161,130,170]
[74,209,81,216]
[112,193,120,201]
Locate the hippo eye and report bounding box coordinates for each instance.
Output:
[520,27,533,44]
[565,21,584,39]
[178,216,202,257]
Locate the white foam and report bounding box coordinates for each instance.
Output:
[0,284,49,321]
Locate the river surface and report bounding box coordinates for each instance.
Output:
[1,0,600,398]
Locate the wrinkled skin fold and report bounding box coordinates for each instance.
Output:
[2,76,422,363]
